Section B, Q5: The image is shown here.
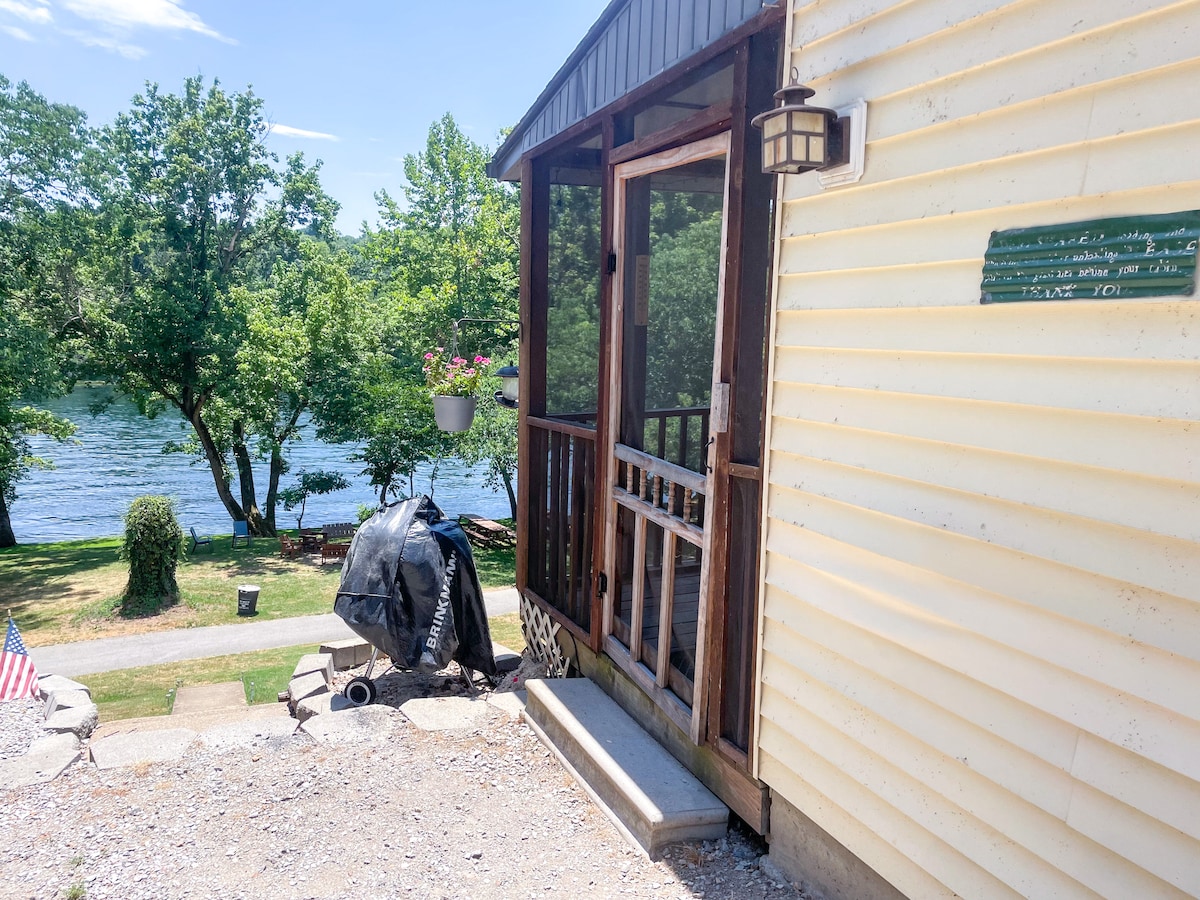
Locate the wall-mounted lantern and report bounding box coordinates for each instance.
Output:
[751,69,849,175]
[495,365,520,409]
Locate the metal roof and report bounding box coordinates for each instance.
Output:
[490,0,773,180]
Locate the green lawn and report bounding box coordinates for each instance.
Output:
[0,530,516,647]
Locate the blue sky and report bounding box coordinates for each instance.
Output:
[0,0,611,233]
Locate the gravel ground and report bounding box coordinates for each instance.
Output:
[0,698,44,761]
[0,667,815,900]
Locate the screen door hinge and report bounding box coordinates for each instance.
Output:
[607,251,618,274]
[597,572,608,596]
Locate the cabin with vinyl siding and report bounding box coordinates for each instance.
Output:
[756,0,1200,897]
[496,0,1200,896]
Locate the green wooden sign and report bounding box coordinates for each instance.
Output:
[981,211,1200,304]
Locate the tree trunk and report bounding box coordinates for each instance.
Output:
[0,492,16,548]
[265,446,284,534]
[186,405,246,526]
[231,421,268,536]
[501,468,517,521]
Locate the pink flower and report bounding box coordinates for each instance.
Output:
[424,352,434,360]
[479,357,491,366]
[473,356,484,363]
[452,357,466,365]
[464,368,476,376]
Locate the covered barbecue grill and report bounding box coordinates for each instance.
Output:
[333,496,498,703]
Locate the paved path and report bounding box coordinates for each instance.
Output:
[30,587,520,678]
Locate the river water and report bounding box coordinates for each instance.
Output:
[11,386,512,543]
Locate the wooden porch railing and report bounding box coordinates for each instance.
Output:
[526,414,597,632]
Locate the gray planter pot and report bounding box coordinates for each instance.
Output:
[433,395,477,432]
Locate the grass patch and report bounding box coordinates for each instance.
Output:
[88,643,322,721]
[90,612,526,721]
[0,530,516,648]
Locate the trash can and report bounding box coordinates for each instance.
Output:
[237,584,260,616]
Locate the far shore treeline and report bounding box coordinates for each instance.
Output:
[0,73,520,548]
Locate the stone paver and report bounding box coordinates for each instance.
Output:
[299,704,402,744]
[294,692,353,723]
[90,728,197,770]
[487,690,527,718]
[45,689,92,717]
[172,682,247,715]
[399,696,494,731]
[38,674,91,699]
[0,733,81,788]
[287,671,329,706]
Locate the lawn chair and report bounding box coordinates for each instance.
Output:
[232,520,251,548]
[190,526,214,553]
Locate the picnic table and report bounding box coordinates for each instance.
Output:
[458,514,516,549]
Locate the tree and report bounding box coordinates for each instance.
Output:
[0,75,90,546]
[82,77,339,537]
[277,468,349,530]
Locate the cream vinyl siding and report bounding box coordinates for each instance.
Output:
[758,0,1200,897]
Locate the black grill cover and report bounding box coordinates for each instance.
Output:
[333,496,497,676]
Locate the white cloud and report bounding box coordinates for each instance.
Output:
[271,123,340,142]
[0,0,51,25]
[63,26,144,57]
[1,22,34,39]
[61,0,227,40]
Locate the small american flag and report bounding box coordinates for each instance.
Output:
[0,617,40,701]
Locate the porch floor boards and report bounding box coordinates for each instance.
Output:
[523,678,729,856]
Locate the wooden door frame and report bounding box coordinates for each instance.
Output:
[602,131,733,742]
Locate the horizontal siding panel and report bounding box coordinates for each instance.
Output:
[773,302,1200,361]
[762,536,1200,785]
[768,457,1200,631]
[775,260,983,310]
[758,687,1118,898]
[861,58,1200,187]
[763,515,1200,725]
[770,382,1200,486]
[779,121,1200,236]
[774,346,1200,420]
[771,416,1200,544]
[794,0,1200,137]
[762,580,1200,846]
[763,617,1081,814]
[1063,786,1200,895]
[1071,732,1200,843]
[763,483,1200,663]
[760,649,1195,896]
[776,185,1200,280]
[758,747,962,900]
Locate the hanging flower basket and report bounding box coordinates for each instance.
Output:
[423,348,490,432]
[432,394,477,432]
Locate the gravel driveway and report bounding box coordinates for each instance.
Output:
[0,669,812,900]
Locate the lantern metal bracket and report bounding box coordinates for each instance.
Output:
[818,98,868,189]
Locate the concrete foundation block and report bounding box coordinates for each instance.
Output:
[43,703,99,739]
[38,674,90,700]
[292,653,334,684]
[295,691,353,723]
[45,689,92,718]
[319,638,372,670]
[299,705,401,744]
[288,671,329,712]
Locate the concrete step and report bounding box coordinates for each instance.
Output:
[171,681,247,715]
[523,678,728,856]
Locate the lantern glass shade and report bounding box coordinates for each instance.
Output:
[809,135,825,165]
[763,112,788,139]
[792,111,826,133]
[496,365,519,408]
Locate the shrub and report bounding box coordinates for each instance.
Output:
[120,495,184,616]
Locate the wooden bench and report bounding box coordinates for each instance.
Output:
[321,542,350,565]
[459,514,516,549]
[321,522,356,541]
[279,535,301,559]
